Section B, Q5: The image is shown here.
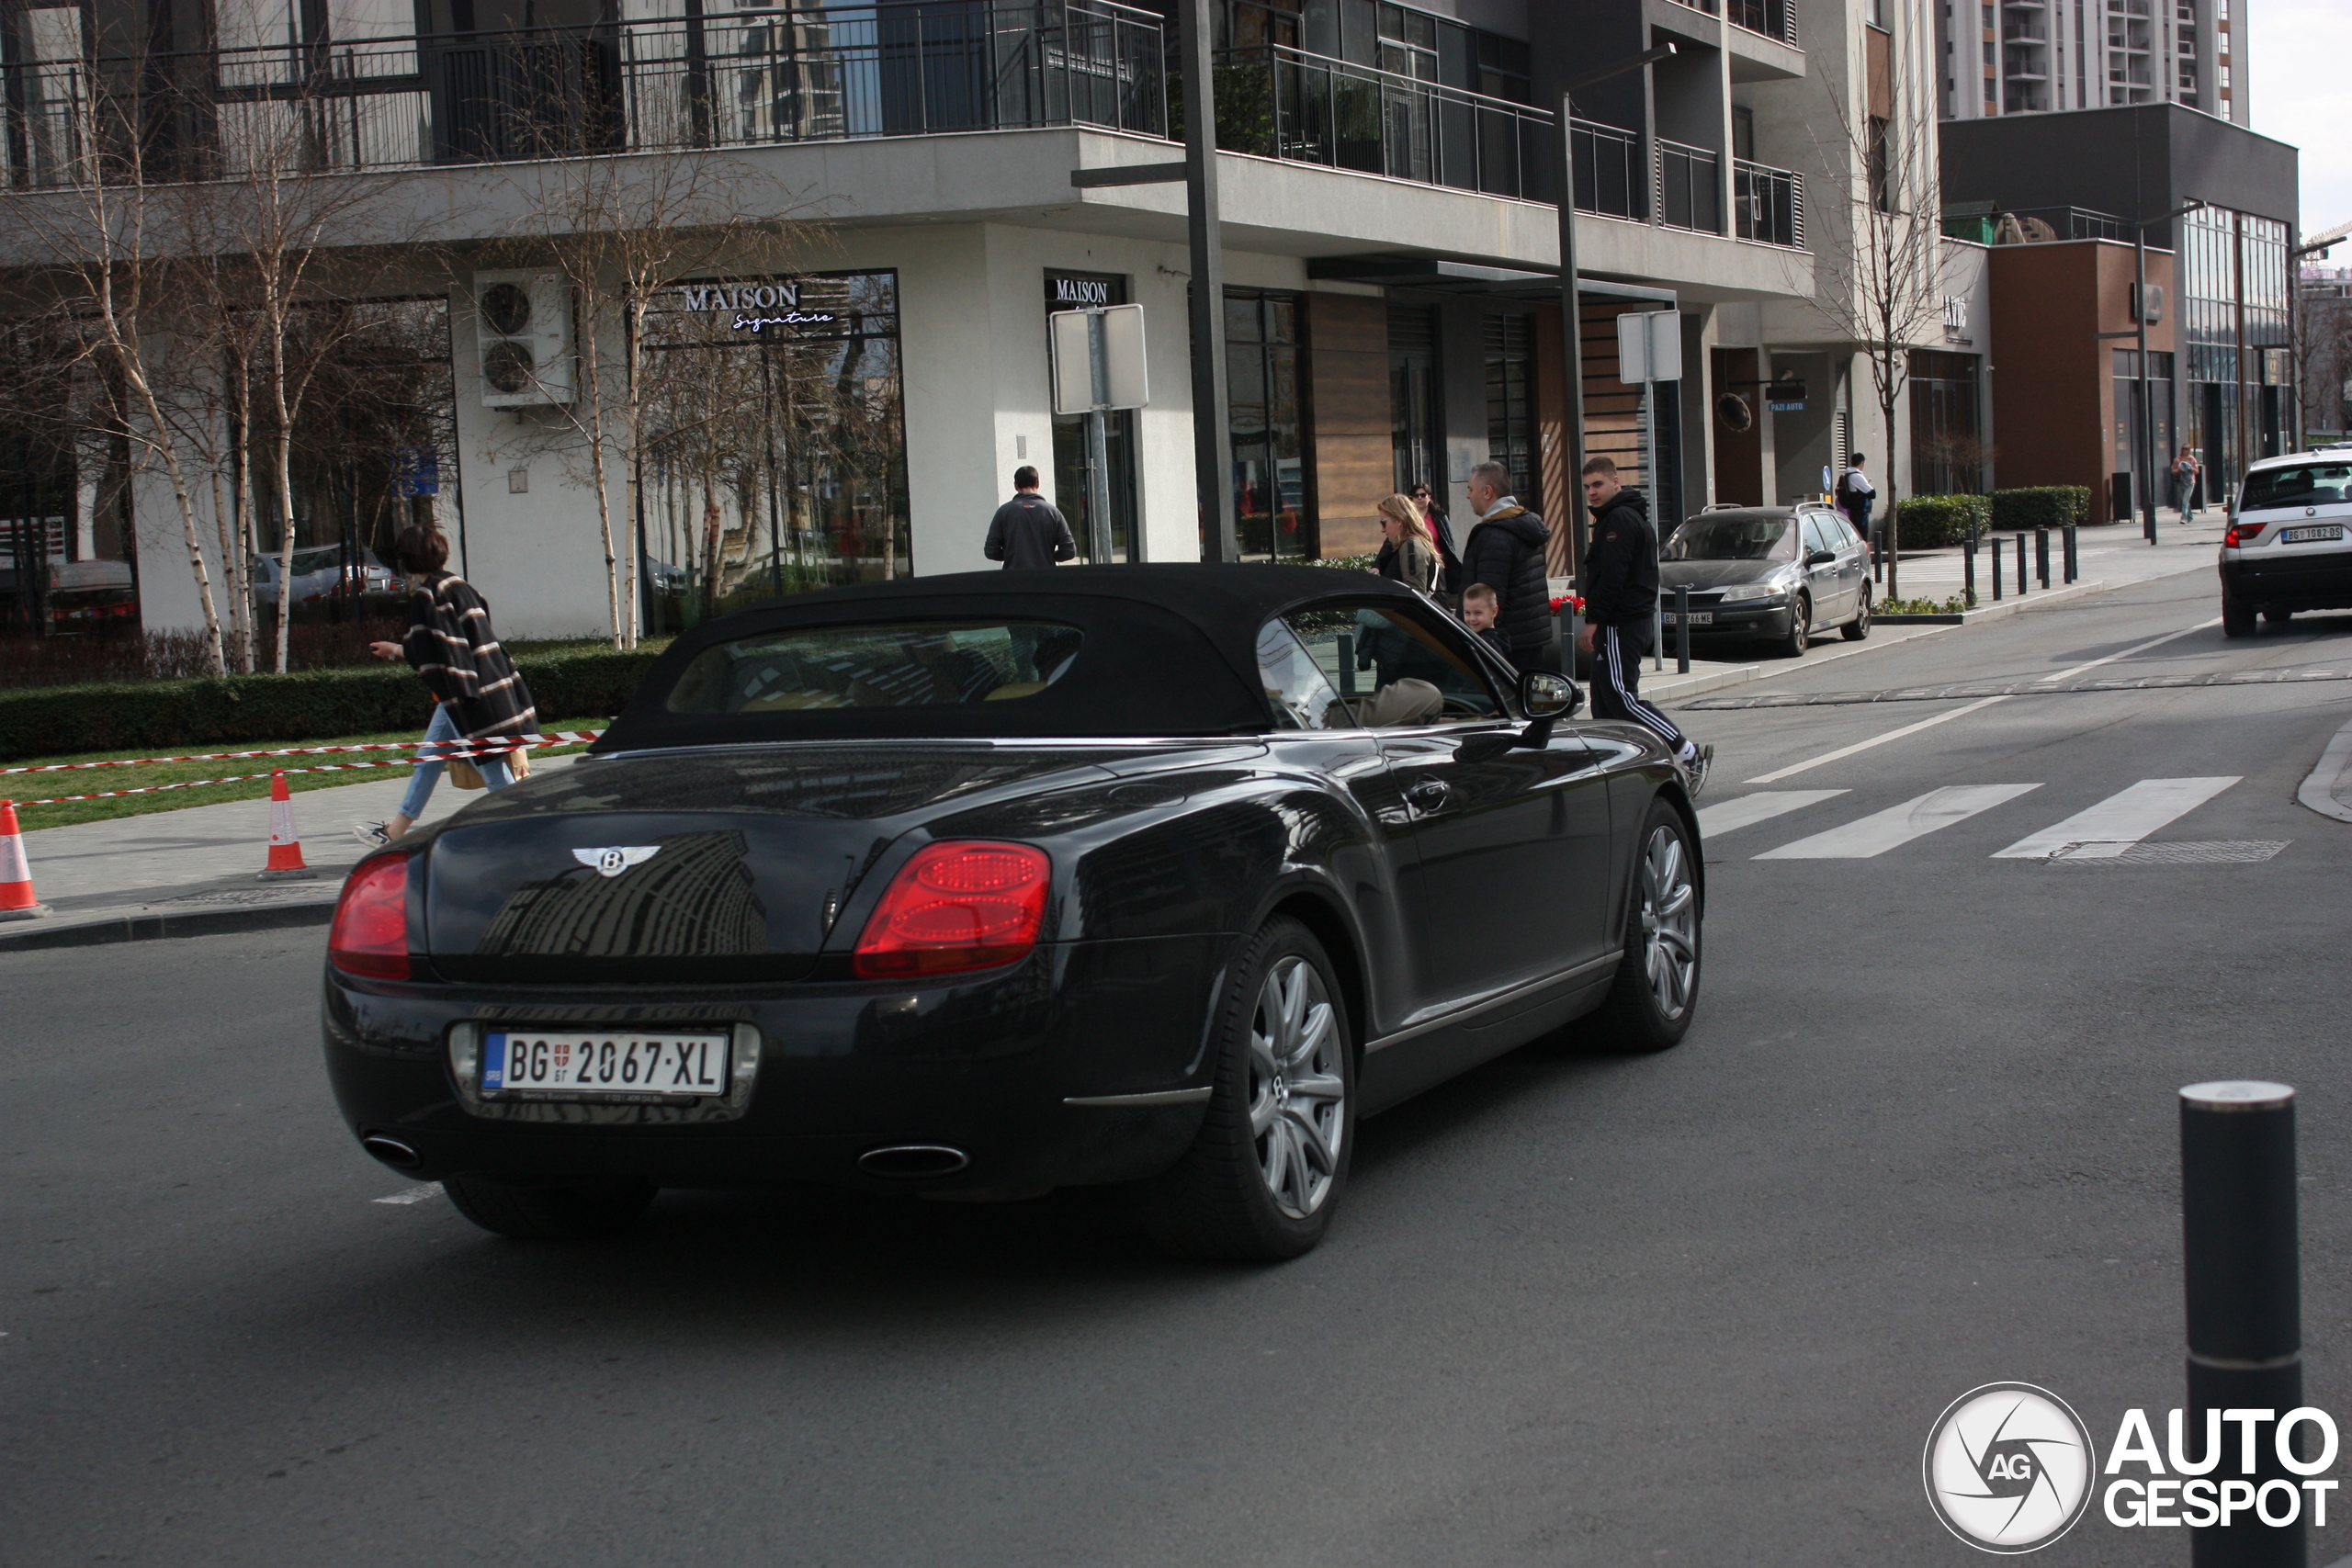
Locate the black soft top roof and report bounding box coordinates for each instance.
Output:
[594,564,1427,750]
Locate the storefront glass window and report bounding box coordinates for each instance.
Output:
[638,269,908,634]
[1227,288,1308,561]
[1484,310,1535,500]
[1043,270,1137,563]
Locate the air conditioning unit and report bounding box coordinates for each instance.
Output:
[472,270,574,408]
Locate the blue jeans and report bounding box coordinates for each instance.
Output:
[398,703,513,819]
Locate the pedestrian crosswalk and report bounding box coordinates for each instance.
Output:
[1701,776,2281,864]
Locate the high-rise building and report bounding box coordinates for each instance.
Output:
[1935,0,2244,123]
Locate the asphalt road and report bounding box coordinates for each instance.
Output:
[6,569,2352,1567]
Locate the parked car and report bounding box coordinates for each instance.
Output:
[2220,451,2352,637]
[253,545,397,608]
[1658,503,1871,658]
[322,566,1707,1260]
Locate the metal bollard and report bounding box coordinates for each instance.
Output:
[1964,536,1978,606]
[2016,533,2029,593]
[1560,608,1579,679]
[1676,584,1690,674]
[2036,526,2052,588]
[1991,536,2004,601]
[2064,523,2079,583]
[2181,1081,2305,1567]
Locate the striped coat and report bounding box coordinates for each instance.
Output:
[401,571,538,739]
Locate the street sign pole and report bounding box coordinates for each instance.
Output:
[1085,310,1114,565]
[1178,0,1237,563]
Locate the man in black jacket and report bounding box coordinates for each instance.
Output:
[1577,457,1710,792]
[1457,461,1554,672]
[984,467,1077,570]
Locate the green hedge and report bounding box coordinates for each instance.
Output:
[1991,486,2092,531]
[1892,494,1991,548]
[0,648,663,763]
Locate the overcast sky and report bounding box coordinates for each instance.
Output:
[2246,0,2351,243]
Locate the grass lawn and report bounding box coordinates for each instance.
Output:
[4,717,612,829]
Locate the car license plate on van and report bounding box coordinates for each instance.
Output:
[2282,525,2344,544]
[482,1031,731,1097]
[1663,611,1713,626]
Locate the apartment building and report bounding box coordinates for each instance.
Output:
[1,0,1950,642]
[1933,0,2243,122]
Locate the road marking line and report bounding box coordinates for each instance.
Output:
[1993,776,2242,860]
[1755,784,2042,860]
[2035,617,2222,682]
[1743,695,2011,784]
[373,1183,442,1206]
[1695,789,1849,839]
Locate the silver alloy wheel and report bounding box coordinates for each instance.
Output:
[1637,824,1699,1021]
[1248,955,1346,1220]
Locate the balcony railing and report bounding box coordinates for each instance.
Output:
[1734,158,1803,247]
[1728,0,1802,48]
[1,0,1163,186]
[1656,136,1720,233]
[1210,43,1548,200]
[1571,118,1645,220]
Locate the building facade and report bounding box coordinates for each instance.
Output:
[1934,0,2244,123]
[1,0,1974,645]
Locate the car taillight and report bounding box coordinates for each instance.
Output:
[852,840,1051,979]
[330,855,411,979]
[2224,520,2261,547]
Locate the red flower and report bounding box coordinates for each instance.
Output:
[1548,594,1586,614]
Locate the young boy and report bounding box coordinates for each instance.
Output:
[1460,583,1514,660]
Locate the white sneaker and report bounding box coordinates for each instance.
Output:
[351,820,392,850]
[1684,744,1713,798]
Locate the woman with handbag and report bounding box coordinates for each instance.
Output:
[352,524,538,848]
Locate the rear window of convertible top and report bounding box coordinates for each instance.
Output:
[663,621,1085,714]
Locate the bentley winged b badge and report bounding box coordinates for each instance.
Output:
[573,845,662,878]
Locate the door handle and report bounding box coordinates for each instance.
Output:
[1406,778,1452,809]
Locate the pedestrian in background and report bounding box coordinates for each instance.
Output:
[984,466,1077,570]
[1577,457,1710,792]
[1460,583,1513,660]
[1837,453,1876,561]
[1374,493,1442,594]
[352,525,536,848]
[1457,460,1553,673]
[2185,447,2205,518]
[1409,482,1464,596]
[2171,448,2194,516]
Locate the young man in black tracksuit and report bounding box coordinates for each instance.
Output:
[1576,456,1711,793]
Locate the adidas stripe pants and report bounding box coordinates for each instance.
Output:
[1589,623,1693,758]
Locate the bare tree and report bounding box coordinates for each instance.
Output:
[491,136,820,648]
[1801,79,1950,603]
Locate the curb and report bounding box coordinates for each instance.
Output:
[1644,663,1765,702]
[1876,579,2109,625]
[0,894,336,954]
[2298,716,2352,826]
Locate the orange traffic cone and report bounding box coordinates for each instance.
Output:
[0,800,48,920]
[257,770,317,883]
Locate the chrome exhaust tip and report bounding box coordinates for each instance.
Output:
[361,1134,423,1171]
[856,1144,971,1179]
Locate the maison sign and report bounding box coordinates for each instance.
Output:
[670,279,838,333]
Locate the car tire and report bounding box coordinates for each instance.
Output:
[1587,799,1702,1054]
[1841,587,1872,640]
[441,1175,656,1240]
[2222,591,2256,638]
[2264,608,2293,626]
[1136,917,1355,1262]
[1777,593,1812,659]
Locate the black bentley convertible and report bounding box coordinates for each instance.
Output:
[324,565,1705,1259]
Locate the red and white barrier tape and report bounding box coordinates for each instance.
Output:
[7,731,605,807]
[3,730,605,776]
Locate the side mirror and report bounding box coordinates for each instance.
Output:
[1806,548,1837,566]
[1521,670,1578,719]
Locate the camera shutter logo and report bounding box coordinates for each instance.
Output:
[1922,1383,2096,1553]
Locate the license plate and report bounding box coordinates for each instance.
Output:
[2281,525,2345,544]
[1663,611,1714,625]
[482,1031,731,1098]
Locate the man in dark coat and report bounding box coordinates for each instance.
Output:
[1457,461,1554,673]
[1577,457,1709,792]
[984,466,1078,570]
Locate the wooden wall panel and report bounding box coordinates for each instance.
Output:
[1533,299,1656,575]
[1303,292,1392,558]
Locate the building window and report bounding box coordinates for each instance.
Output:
[1389,305,1442,495]
[1908,351,1984,496]
[1868,117,1893,212]
[1226,288,1308,561]
[1483,311,1535,502]
[1043,271,1138,564]
[639,270,909,630]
